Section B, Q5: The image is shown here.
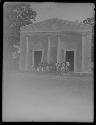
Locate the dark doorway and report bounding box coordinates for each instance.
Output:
[65,50,74,72]
[34,51,42,68]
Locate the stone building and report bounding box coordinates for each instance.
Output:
[19,18,92,72]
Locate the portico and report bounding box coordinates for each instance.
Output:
[19,18,92,73]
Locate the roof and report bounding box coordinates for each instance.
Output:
[20,18,92,33]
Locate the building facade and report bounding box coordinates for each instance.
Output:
[19,18,92,72]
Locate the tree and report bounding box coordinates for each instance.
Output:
[4,2,37,70]
[9,5,37,27]
[82,17,94,26]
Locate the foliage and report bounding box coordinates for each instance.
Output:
[55,61,70,74]
[82,17,94,26]
[5,3,37,27]
[9,5,37,27]
[4,3,37,70]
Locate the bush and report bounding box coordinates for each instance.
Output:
[55,61,70,74]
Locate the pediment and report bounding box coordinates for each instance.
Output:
[21,18,92,33]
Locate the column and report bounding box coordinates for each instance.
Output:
[82,32,92,72]
[47,36,51,63]
[19,33,23,71]
[19,33,25,71]
[57,33,61,63]
[86,32,92,72]
[25,36,29,71]
[82,33,85,72]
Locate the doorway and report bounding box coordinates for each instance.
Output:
[32,50,43,68]
[65,50,76,72]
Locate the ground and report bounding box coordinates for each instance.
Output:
[3,71,93,122]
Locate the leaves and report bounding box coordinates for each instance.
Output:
[5,3,37,53]
[83,17,94,25]
[4,3,37,71]
[12,6,37,26]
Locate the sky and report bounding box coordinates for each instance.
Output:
[30,3,95,23]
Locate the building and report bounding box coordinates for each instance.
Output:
[19,18,92,73]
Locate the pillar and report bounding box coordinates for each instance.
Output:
[82,33,85,72]
[82,32,92,72]
[86,32,92,72]
[25,36,29,71]
[47,36,51,63]
[19,32,26,71]
[57,33,61,63]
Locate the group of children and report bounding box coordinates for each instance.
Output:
[31,61,70,73]
[32,62,70,73]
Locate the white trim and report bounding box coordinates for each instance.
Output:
[64,50,66,62]
[64,49,76,72]
[74,71,92,73]
[32,51,34,66]
[26,37,29,56]
[21,30,92,34]
[32,49,44,67]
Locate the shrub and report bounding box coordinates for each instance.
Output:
[55,61,70,74]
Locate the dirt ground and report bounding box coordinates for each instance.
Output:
[3,71,94,122]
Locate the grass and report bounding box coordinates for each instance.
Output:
[3,70,93,122]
